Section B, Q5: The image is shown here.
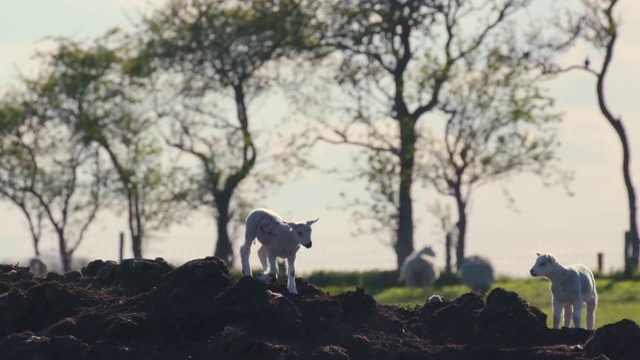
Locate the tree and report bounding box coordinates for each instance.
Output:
[539,0,639,273]
[35,33,187,259]
[141,0,319,265]
[0,89,104,271]
[418,48,569,271]
[0,101,44,257]
[315,0,536,269]
[567,0,639,273]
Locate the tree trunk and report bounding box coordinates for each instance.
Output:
[454,191,468,272]
[130,199,143,259]
[396,182,414,269]
[128,183,144,259]
[395,117,416,269]
[595,6,639,273]
[598,76,638,272]
[57,230,71,272]
[445,231,453,274]
[619,129,639,271]
[214,193,234,266]
[132,234,143,259]
[624,231,633,275]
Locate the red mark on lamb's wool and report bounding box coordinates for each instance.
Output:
[257,214,278,236]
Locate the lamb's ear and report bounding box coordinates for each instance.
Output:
[307,218,319,226]
[547,255,556,263]
[536,252,541,257]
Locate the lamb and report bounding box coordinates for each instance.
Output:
[460,255,495,294]
[240,208,318,295]
[529,252,598,329]
[399,246,439,288]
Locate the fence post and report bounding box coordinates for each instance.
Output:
[597,252,603,273]
[119,232,124,263]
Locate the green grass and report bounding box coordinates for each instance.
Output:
[102,282,126,295]
[317,277,640,328]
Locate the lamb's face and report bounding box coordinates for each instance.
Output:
[289,218,318,249]
[417,246,436,257]
[529,253,556,277]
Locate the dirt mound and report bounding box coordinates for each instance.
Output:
[0,257,635,359]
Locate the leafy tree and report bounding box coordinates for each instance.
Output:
[0,90,104,271]
[418,48,570,271]
[141,0,319,265]
[560,0,639,273]
[315,0,539,269]
[0,100,44,257]
[35,33,187,259]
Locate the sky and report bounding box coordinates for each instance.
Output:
[0,0,639,278]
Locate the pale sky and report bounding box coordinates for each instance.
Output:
[0,1,639,278]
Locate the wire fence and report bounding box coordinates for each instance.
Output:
[1,231,627,278]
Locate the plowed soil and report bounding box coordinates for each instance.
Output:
[1,257,639,359]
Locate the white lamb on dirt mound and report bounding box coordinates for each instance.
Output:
[399,246,439,288]
[460,255,495,294]
[529,252,598,329]
[240,208,319,295]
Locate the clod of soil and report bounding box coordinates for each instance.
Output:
[0,257,637,359]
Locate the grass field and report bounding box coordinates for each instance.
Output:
[319,277,640,328]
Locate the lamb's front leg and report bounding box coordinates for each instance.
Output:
[286,255,298,294]
[563,304,573,328]
[552,298,562,329]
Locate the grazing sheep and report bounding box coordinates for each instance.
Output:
[529,252,598,329]
[240,208,318,295]
[28,258,48,278]
[399,246,439,288]
[460,255,495,293]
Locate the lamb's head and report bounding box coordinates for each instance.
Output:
[286,218,319,249]
[417,246,436,257]
[529,252,557,277]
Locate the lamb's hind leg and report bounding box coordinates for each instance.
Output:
[256,249,278,282]
[286,255,298,294]
[240,231,254,277]
[572,301,583,328]
[257,245,268,272]
[586,298,596,330]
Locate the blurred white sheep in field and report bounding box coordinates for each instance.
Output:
[399,246,439,288]
[24,254,89,275]
[460,255,495,294]
[28,258,48,277]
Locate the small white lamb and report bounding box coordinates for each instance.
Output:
[399,246,439,288]
[529,252,598,329]
[240,208,318,295]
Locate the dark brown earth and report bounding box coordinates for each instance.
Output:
[0,257,638,360]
